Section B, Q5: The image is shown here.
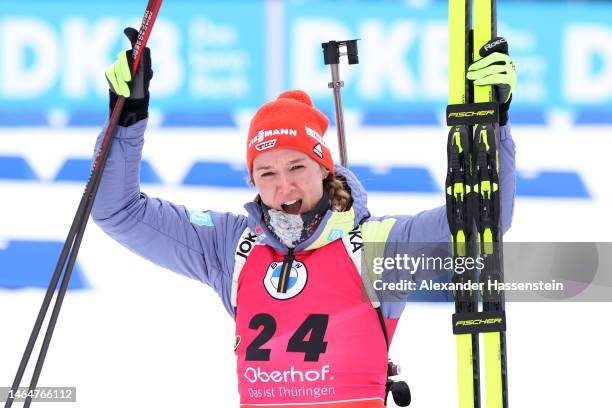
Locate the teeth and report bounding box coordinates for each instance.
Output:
[283,200,298,205]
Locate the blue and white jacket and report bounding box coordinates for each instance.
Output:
[91,119,516,321]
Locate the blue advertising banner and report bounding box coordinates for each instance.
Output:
[285,1,612,118]
[0,1,611,125]
[0,0,266,124]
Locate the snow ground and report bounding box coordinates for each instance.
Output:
[1,125,611,407]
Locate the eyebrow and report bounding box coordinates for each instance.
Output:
[254,158,305,171]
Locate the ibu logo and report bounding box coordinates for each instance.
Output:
[264,260,308,300]
[327,228,344,241]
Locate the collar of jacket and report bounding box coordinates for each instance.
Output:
[243,164,371,253]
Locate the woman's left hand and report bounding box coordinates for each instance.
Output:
[467,36,517,125]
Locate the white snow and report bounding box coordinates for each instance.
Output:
[0,125,610,407]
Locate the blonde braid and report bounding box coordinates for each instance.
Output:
[325,173,352,212]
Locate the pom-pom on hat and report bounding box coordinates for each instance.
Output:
[247,90,333,176]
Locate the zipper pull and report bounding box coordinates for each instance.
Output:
[277,248,294,294]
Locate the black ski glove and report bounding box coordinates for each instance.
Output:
[467,37,516,126]
[105,27,153,127]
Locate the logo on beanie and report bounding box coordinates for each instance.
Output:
[260,128,297,137]
[305,126,324,144]
[249,128,297,149]
[256,139,277,151]
[312,144,323,159]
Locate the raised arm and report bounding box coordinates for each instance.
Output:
[93,120,247,311]
[91,29,246,316]
[379,35,518,317]
[385,34,519,245]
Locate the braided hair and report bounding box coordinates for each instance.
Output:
[324,173,352,212]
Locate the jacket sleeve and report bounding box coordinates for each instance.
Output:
[90,119,246,316]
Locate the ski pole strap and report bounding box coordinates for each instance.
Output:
[452,310,507,335]
[385,379,411,407]
[385,357,411,407]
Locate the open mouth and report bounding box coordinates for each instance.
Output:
[281,199,303,215]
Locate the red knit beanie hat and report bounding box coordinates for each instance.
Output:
[247,90,333,175]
